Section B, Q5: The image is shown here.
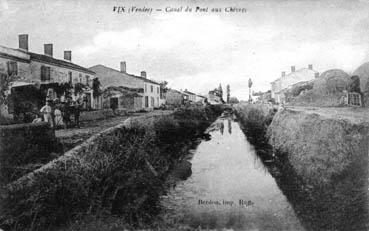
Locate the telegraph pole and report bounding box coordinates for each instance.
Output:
[248,78,253,103]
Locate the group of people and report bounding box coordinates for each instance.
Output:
[36,98,81,129]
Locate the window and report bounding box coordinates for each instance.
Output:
[150,97,154,107]
[7,61,18,76]
[79,73,82,83]
[150,85,153,92]
[145,84,147,93]
[157,87,159,94]
[145,96,149,107]
[157,97,159,106]
[85,75,90,85]
[41,66,51,81]
[68,72,72,84]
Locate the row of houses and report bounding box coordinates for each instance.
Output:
[0,34,222,120]
[269,64,319,104]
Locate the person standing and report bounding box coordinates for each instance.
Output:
[40,101,53,127]
[61,101,71,129]
[54,105,64,128]
[73,101,81,128]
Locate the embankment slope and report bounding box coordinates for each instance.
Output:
[269,108,369,185]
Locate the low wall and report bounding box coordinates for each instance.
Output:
[0,122,57,184]
[0,105,223,230]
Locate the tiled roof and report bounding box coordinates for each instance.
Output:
[29,52,95,75]
[168,88,183,94]
[89,64,160,85]
[184,90,196,95]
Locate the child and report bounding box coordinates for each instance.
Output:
[40,101,53,127]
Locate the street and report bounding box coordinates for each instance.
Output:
[55,110,169,152]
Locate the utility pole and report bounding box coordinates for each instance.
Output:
[248,78,253,103]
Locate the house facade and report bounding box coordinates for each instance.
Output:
[0,34,101,117]
[89,62,161,110]
[195,94,206,103]
[102,86,142,111]
[271,64,319,104]
[206,90,222,104]
[166,89,184,106]
[182,89,196,102]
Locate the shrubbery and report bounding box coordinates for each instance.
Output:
[0,105,223,230]
[234,104,276,147]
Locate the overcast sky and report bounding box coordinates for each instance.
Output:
[1,0,369,100]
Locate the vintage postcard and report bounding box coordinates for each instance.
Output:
[0,0,368,230]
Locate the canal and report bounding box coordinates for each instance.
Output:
[160,114,305,230]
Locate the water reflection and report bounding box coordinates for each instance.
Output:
[161,115,304,230]
[162,114,369,231]
[228,118,232,134]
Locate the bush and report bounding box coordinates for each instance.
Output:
[1,105,224,230]
[0,122,59,184]
[234,104,276,146]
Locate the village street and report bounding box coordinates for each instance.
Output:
[55,110,170,152]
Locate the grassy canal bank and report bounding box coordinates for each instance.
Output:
[235,104,369,231]
[0,105,225,231]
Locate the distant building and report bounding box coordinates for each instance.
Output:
[271,64,319,104]
[182,89,196,102]
[89,62,161,110]
[206,90,222,104]
[195,94,206,103]
[166,88,184,106]
[102,86,143,111]
[252,90,271,103]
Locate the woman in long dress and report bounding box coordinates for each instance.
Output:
[54,107,64,127]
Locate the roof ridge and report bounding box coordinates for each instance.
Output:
[28,51,95,74]
[89,64,160,85]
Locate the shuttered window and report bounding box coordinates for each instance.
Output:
[41,66,51,81]
[7,61,18,76]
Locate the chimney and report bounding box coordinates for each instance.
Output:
[308,64,313,70]
[18,34,29,51]
[315,72,319,78]
[64,51,71,62]
[120,61,126,73]
[141,71,146,78]
[44,44,53,57]
[291,66,295,72]
[281,71,286,77]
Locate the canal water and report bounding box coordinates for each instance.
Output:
[160,115,305,230]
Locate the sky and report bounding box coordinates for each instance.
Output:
[1,0,369,100]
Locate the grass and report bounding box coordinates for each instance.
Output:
[0,105,223,231]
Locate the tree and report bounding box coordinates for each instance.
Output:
[226,84,230,103]
[0,72,22,106]
[160,81,168,99]
[218,83,223,98]
[92,78,101,98]
[229,97,239,104]
[74,83,84,96]
[248,78,253,102]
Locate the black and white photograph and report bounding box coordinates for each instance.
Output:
[0,0,368,230]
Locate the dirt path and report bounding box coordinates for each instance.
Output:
[55,110,171,152]
[286,106,369,124]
